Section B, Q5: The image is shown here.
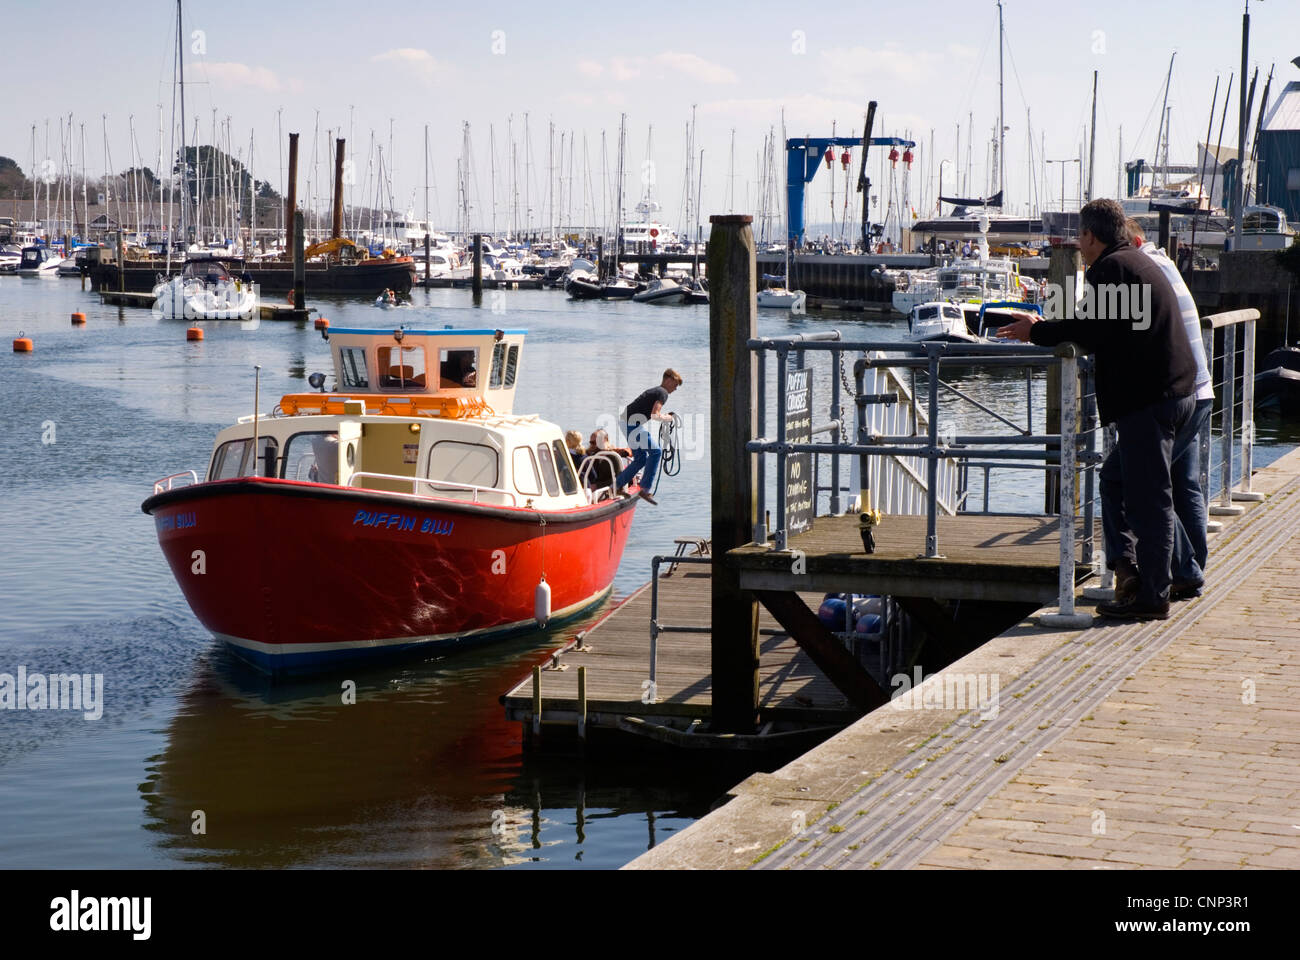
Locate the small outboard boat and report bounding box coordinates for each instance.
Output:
[631,277,686,305]
[1256,345,1300,413]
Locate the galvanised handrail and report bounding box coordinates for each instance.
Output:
[747,335,1097,626]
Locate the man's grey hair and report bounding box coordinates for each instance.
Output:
[1080,199,1127,247]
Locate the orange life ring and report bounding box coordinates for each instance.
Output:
[286,290,295,305]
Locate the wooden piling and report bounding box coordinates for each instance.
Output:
[285,132,299,255]
[1158,209,1172,256]
[472,233,483,304]
[707,214,761,734]
[531,664,542,738]
[331,138,345,240]
[1045,241,1081,513]
[293,210,305,312]
[577,665,587,740]
[423,234,431,282]
[115,233,124,293]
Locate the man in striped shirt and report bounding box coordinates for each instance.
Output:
[1114,219,1215,599]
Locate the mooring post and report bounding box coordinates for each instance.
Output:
[1039,343,1092,629]
[708,213,760,735]
[595,236,603,281]
[531,664,542,738]
[292,210,305,312]
[423,233,430,283]
[1044,240,1082,512]
[116,233,124,293]
[472,232,483,305]
[577,665,587,741]
[285,132,299,255]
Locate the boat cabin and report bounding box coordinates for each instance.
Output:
[1238,205,1294,251]
[203,327,611,510]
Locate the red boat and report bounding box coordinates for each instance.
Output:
[142,326,638,674]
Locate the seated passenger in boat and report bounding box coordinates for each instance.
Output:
[439,349,477,388]
[582,429,631,493]
[307,434,339,484]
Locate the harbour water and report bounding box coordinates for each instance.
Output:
[1,277,1295,868]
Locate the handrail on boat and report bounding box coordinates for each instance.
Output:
[153,470,198,494]
[577,451,624,503]
[346,471,518,506]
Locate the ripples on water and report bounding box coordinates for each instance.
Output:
[0,275,1294,868]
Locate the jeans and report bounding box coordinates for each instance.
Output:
[1170,398,1213,583]
[1099,394,1197,606]
[616,420,662,493]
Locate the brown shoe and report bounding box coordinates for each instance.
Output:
[637,490,658,505]
[1114,560,1140,605]
[1096,598,1170,621]
[1170,580,1204,601]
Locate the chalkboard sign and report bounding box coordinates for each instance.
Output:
[785,367,814,536]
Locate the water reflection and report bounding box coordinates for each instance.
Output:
[139,607,753,869]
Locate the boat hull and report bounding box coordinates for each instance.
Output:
[142,478,637,673]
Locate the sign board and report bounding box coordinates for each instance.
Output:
[784,366,814,536]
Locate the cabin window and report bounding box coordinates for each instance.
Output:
[551,439,579,495]
[427,440,498,489]
[339,347,369,389]
[536,443,561,497]
[377,345,427,390]
[210,439,249,481]
[283,431,339,483]
[489,342,506,388]
[439,348,478,388]
[943,306,962,320]
[512,446,542,496]
[504,345,520,387]
[209,436,279,480]
[919,306,938,320]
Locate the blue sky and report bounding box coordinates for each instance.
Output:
[3,0,1296,235]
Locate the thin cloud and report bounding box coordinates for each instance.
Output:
[203,62,285,93]
[654,52,737,84]
[370,48,443,84]
[579,52,736,85]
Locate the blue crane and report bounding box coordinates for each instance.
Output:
[785,102,915,247]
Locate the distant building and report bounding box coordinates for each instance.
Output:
[1256,79,1300,225]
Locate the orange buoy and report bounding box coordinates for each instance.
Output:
[314,317,329,330]
[13,336,33,352]
[71,312,86,325]
[186,327,204,341]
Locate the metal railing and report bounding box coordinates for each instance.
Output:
[746,334,1100,624]
[346,471,519,505]
[1201,309,1262,517]
[152,470,198,494]
[646,553,713,698]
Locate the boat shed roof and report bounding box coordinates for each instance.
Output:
[1262,81,1300,133]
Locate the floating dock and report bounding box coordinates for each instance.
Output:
[501,562,859,750]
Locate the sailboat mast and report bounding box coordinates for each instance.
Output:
[1154,52,1176,192]
[1087,70,1098,200]
[176,0,187,244]
[997,0,1006,206]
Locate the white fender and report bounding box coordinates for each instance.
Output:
[534,576,552,628]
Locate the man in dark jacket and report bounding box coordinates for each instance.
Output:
[998,199,1196,620]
